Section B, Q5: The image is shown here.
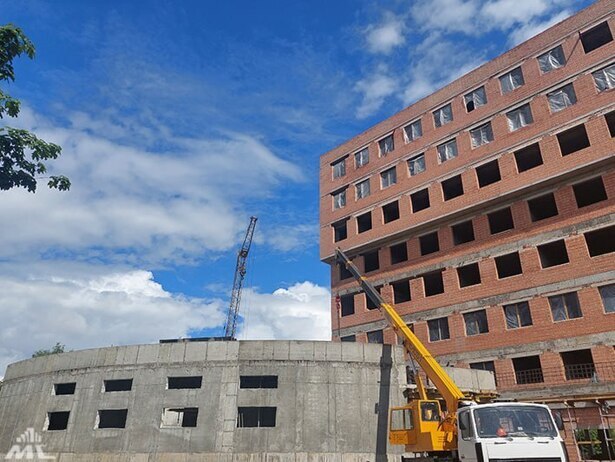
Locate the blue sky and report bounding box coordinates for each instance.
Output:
[0,0,593,373]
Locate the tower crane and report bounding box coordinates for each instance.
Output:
[224,216,257,339]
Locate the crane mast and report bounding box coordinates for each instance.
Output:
[224,216,258,339]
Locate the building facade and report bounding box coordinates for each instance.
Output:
[320,1,615,460]
[0,340,407,461]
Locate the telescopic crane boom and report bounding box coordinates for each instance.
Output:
[224,216,257,339]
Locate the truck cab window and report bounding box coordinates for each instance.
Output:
[421,402,441,422]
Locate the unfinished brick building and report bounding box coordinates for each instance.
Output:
[320,1,615,459]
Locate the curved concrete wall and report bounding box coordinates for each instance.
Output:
[0,340,406,461]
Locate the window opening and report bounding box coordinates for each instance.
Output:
[363,250,380,272]
[593,63,615,92]
[392,279,411,303]
[606,110,615,137]
[599,284,615,313]
[367,329,384,344]
[442,174,464,200]
[548,83,576,112]
[167,376,202,389]
[507,103,533,131]
[437,139,458,163]
[464,310,488,336]
[240,375,278,389]
[54,383,76,395]
[340,294,355,317]
[341,335,356,342]
[428,317,450,341]
[573,176,607,208]
[584,225,615,257]
[382,201,400,223]
[495,252,522,278]
[457,263,481,287]
[404,120,422,142]
[433,103,453,127]
[411,188,430,212]
[557,124,590,155]
[561,349,595,380]
[528,193,558,221]
[514,143,543,172]
[355,147,369,168]
[470,122,494,147]
[548,292,582,321]
[419,232,439,256]
[332,158,346,179]
[452,220,475,245]
[464,86,487,112]
[237,407,276,428]
[357,212,372,233]
[503,301,532,329]
[538,45,566,73]
[97,409,128,429]
[365,286,383,310]
[161,407,198,428]
[379,134,394,156]
[408,153,426,176]
[537,240,569,268]
[487,207,514,234]
[423,271,444,296]
[580,21,613,53]
[356,179,370,200]
[390,242,408,264]
[512,356,543,384]
[476,160,501,187]
[470,361,496,385]
[500,67,524,94]
[332,189,346,209]
[104,379,133,392]
[339,262,353,280]
[47,411,70,431]
[333,220,348,242]
[381,167,397,188]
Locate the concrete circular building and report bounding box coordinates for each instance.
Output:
[0,340,406,461]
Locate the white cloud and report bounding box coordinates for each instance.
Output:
[355,68,399,118]
[237,282,331,341]
[365,12,406,54]
[411,0,480,34]
[261,223,319,252]
[508,9,573,45]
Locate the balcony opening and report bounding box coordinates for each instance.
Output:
[47,411,70,431]
[240,375,278,389]
[390,242,408,264]
[340,335,356,342]
[452,220,475,245]
[495,252,522,278]
[422,271,444,297]
[237,407,276,428]
[476,160,501,187]
[340,294,355,316]
[339,262,353,280]
[557,124,590,156]
[104,379,133,392]
[382,201,400,223]
[584,225,615,257]
[537,240,569,268]
[573,176,607,208]
[411,188,430,212]
[528,193,558,221]
[419,232,439,256]
[606,110,615,137]
[357,212,372,233]
[561,349,595,380]
[333,220,348,242]
[487,207,514,234]
[514,143,543,172]
[367,329,384,344]
[97,409,128,429]
[54,382,76,395]
[167,376,202,390]
[363,250,380,272]
[442,175,464,200]
[161,407,199,428]
[457,263,481,287]
[365,286,382,310]
[580,21,613,53]
[392,279,411,303]
[513,355,544,384]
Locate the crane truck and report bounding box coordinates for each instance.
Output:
[335,248,569,462]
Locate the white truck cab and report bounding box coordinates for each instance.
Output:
[457,402,568,462]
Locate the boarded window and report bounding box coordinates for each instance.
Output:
[428,317,450,341]
[419,232,439,256]
[528,193,558,221]
[237,407,276,428]
[411,188,430,212]
[161,407,198,428]
[363,250,380,272]
[500,67,524,94]
[97,409,128,429]
[392,279,411,303]
[470,122,494,147]
[503,301,533,329]
[240,376,278,389]
[557,124,590,156]
[332,158,346,178]
[54,383,76,395]
[599,284,615,313]
[379,134,394,156]
[433,103,453,127]
[168,376,202,389]
[47,411,70,431]
[580,21,613,53]
[452,220,474,245]
[442,175,464,200]
[333,220,348,242]
[506,103,533,131]
[592,63,615,92]
[463,310,488,336]
[464,86,487,112]
[548,83,576,112]
[381,167,397,188]
[355,179,370,199]
[404,120,422,142]
[476,160,501,187]
[457,263,481,287]
[437,139,458,163]
[367,329,384,344]
[584,225,615,257]
[487,207,514,234]
[548,292,582,321]
[357,212,372,233]
[355,147,369,168]
[104,379,133,392]
[537,240,569,268]
[390,242,408,264]
[495,252,522,278]
[382,201,400,223]
[514,143,543,172]
[423,271,444,296]
[340,294,355,317]
[408,153,426,176]
[538,45,566,73]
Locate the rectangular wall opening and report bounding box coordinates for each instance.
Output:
[411,189,430,212]
[528,193,558,221]
[561,349,595,380]
[512,356,544,384]
[240,375,278,389]
[549,292,582,321]
[47,411,70,431]
[537,240,569,268]
[54,382,76,395]
[333,220,348,242]
[487,207,514,234]
[495,252,522,278]
[427,317,450,341]
[167,376,202,390]
[476,160,501,187]
[356,212,372,233]
[390,242,408,264]
[606,110,615,137]
[392,279,411,303]
[419,232,439,256]
[365,286,382,310]
[557,124,590,156]
[340,294,355,316]
[580,21,613,53]
[367,329,384,344]
[514,143,543,172]
[340,335,355,342]
[422,271,444,296]
[104,379,133,392]
[573,177,607,208]
[584,225,615,257]
[441,175,464,200]
[339,262,353,280]
[363,250,380,272]
[161,407,199,428]
[97,409,128,429]
[503,301,532,329]
[457,263,481,287]
[463,309,488,336]
[451,220,475,245]
[382,201,400,223]
[237,407,276,428]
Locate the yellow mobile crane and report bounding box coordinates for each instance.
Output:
[336,248,568,462]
